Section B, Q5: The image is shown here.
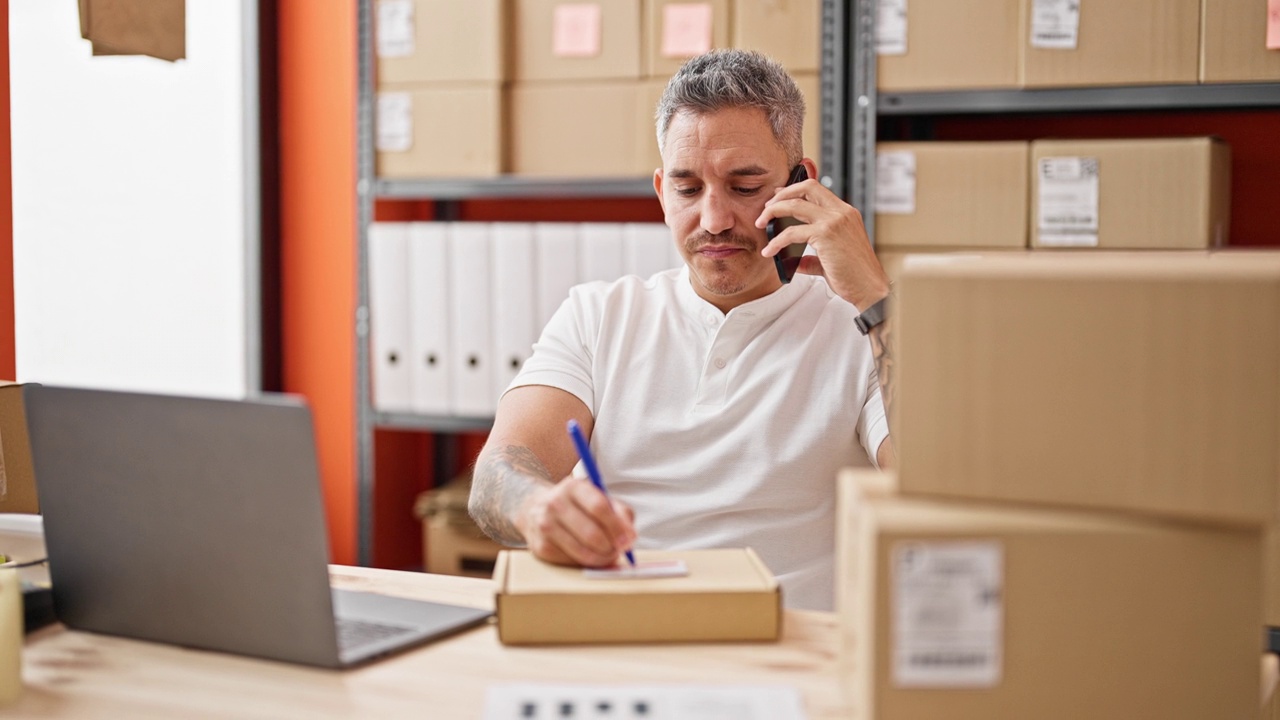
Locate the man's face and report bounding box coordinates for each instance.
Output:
[654,107,793,312]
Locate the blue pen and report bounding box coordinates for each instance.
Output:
[566,419,636,567]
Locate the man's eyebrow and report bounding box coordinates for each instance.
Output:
[728,165,770,177]
[667,169,698,179]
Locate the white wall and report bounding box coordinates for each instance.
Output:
[10,0,255,398]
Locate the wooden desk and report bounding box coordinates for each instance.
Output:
[11,566,849,718]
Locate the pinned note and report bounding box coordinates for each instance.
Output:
[553,3,603,57]
[583,560,689,579]
[1269,0,1280,50]
[661,3,714,58]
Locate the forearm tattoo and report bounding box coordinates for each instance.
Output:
[868,316,896,430]
[469,444,555,546]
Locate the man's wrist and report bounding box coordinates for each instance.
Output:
[854,287,893,336]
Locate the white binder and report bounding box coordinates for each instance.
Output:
[447,222,495,417]
[578,222,626,284]
[490,223,538,404]
[368,222,412,413]
[623,222,675,279]
[533,223,580,332]
[407,222,451,415]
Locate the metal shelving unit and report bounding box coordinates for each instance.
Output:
[354,0,850,565]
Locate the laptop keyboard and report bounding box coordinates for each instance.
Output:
[335,618,417,653]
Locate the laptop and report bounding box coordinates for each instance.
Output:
[22,385,493,669]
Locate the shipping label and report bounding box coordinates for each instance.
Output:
[1037,156,1100,246]
[376,0,415,58]
[376,92,414,153]
[876,0,908,56]
[893,541,1004,688]
[1031,0,1080,49]
[875,151,917,215]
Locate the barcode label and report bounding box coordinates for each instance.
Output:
[875,151,916,215]
[876,0,908,56]
[1031,0,1080,49]
[893,541,1003,688]
[1037,156,1099,246]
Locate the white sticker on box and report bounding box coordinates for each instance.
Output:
[376,0,416,58]
[893,541,1003,688]
[0,427,7,499]
[1031,0,1080,49]
[875,151,916,214]
[876,0,908,56]
[376,92,413,153]
[1037,156,1100,247]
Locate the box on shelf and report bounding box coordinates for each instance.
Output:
[874,142,1029,249]
[731,0,820,74]
[512,0,643,81]
[1030,137,1230,250]
[643,0,732,78]
[837,469,1262,720]
[375,84,504,178]
[793,72,820,163]
[1200,0,1280,83]
[1268,525,1280,627]
[0,383,38,514]
[509,80,653,176]
[1019,0,1199,87]
[894,252,1280,526]
[876,249,1027,286]
[876,0,1020,91]
[495,548,780,644]
[414,474,503,578]
[374,0,507,84]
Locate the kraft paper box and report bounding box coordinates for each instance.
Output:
[494,548,780,645]
[643,0,732,78]
[875,142,1029,249]
[509,81,652,177]
[376,84,504,178]
[513,0,643,81]
[731,0,820,74]
[837,469,1262,720]
[876,249,1027,286]
[894,252,1280,526]
[1030,137,1231,250]
[877,0,1020,91]
[375,0,507,84]
[0,383,38,515]
[1200,0,1280,83]
[1019,0,1198,87]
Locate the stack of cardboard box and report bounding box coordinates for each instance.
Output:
[877,0,1280,91]
[837,252,1280,718]
[374,0,824,178]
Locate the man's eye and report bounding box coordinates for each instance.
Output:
[735,186,764,196]
[676,186,700,197]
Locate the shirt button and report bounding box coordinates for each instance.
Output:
[706,314,718,326]
[714,358,726,369]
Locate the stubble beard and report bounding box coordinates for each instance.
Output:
[685,231,761,298]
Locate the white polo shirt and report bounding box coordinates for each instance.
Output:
[509,266,888,611]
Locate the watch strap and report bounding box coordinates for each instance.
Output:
[854,293,890,336]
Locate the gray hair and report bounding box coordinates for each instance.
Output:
[655,49,806,164]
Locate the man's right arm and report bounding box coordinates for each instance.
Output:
[468,384,635,567]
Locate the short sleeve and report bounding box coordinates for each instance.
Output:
[857,375,890,469]
[505,285,600,412]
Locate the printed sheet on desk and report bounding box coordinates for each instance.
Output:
[482,683,807,720]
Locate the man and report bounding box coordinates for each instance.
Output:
[468,49,894,611]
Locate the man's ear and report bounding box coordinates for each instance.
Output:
[801,157,818,180]
[653,168,666,215]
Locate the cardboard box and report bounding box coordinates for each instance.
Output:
[513,0,642,81]
[1268,525,1280,627]
[638,77,667,172]
[837,469,1262,720]
[509,81,652,176]
[1019,0,1199,87]
[644,0,732,78]
[731,0,820,74]
[877,0,1020,91]
[793,72,820,163]
[876,248,1026,286]
[875,142,1029,249]
[375,0,507,84]
[494,548,780,644]
[376,84,504,178]
[414,478,503,578]
[0,383,38,515]
[894,252,1280,525]
[1201,0,1280,83]
[1030,138,1231,250]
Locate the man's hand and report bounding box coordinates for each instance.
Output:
[756,177,890,312]
[516,476,636,567]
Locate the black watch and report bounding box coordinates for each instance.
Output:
[854,294,891,336]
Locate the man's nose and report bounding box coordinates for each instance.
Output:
[699,189,735,236]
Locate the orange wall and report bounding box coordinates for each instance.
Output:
[1,0,13,380]
[277,0,358,564]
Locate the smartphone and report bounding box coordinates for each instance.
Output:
[767,164,810,284]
